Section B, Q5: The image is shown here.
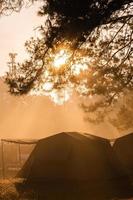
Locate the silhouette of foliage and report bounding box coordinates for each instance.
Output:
[0,0,37,16]
[4,0,133,109]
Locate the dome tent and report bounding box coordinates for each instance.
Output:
[17,132,132,199]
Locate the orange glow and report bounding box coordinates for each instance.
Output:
[29,46,91,105]
[50,87,72,105]
[71,63,88,75]
[53,49,70,69]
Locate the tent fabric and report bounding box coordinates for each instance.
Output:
[1,139,38,145]
[113,132,133,178]
[17,132,129,183]
[17,132,133,199]
[0,135,117,145]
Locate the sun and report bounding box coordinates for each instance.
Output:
[53,49,70,69]
[29,45,90,105]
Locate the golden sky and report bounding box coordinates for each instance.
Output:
[0,2,43,75]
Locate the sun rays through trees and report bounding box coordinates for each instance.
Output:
[2,0,133,129]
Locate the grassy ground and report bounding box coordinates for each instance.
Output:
[0,179,19,200]
[0,179,133,200]
[0,179,37,200]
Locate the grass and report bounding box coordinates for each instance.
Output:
[0,179,37,200]
[0,179,133,200]
[0,179,19,200]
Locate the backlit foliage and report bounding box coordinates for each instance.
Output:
[4,0,133,111]
[0,0,37,16]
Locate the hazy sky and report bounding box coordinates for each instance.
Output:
[0,2,43,75]
[0,3,126,139]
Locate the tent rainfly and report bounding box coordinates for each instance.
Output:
[113,133,133,179]
[17,132,132,199]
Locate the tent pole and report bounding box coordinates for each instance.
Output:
[1,140,5,179]
[18,143,21,166]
